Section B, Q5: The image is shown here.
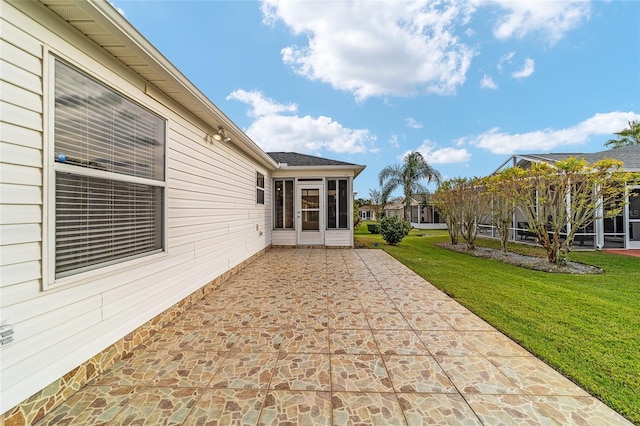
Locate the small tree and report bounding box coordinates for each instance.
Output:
[511,157,633,264]
[433,177,490,250]
[380,216,411,246]
[432,179,463,244]
[457,177,491,251]
[368,188,386,222]
[485,168,523,254]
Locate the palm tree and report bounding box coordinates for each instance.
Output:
[378,152,441,221]
[605,120,640,148]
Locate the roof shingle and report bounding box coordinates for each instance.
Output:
[267,152,363,167]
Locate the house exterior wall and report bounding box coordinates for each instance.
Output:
[0,1,271,415]
[384,207,404,219]
[358,208,376,221]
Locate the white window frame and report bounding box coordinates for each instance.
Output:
[44,53,168,290]
[273,178,294,230]
[327,178,350,230]
[257,172,265,205]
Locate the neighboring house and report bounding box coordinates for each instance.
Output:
[484,145,640,250]
[408,194,447,229]
[383,199,404,219]
[358,205,377,221]
[380,195,446,229]
[0,1,363,423]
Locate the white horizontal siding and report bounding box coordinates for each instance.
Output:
[0,183,41,205]
[272,231,296,246]
[0,0,273,415]
[0,2,44,328]
[0,242,40,265]
[0,163,42,186]
[0,279,40,307]
[0,81,42,113]
[0,121,42,151]
[1,296,102,373]
[0,14,43,58]
[325,230,353,247]
[0,223,41,249]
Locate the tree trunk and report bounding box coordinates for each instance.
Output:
[500,220,510,254]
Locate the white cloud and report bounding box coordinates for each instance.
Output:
[227,89,376,154]
[473,0,591,45]
[405,140,471,164]
[405,117,423,129]
[481,74,498,89]
[497,51,516,73]
[512,58,535,79]
[227,89,296,117]
[465,112,640,154]
[261,0,475,101]
[389,134,401,149]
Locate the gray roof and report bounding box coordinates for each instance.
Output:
[504,145,640,172]
[267,152,363,167]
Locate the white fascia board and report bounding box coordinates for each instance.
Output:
[274,165,366,178]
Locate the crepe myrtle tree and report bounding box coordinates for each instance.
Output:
[511,157,635,264]
[457,177,491,251]
[433,176,491,249]
[485,168,524,254]
[378,151,441,221]
[432,178,464,245]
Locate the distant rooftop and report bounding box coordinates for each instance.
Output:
[496,145,640,173]
[267,152,363,168]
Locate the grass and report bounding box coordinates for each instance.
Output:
[355,222,640,424]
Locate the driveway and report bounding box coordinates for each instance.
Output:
[36,249,631,425]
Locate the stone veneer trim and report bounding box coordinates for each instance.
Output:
[2,248,267,426]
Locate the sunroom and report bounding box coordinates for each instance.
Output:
[268,152,365,247]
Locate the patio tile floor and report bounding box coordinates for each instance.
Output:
[35,248,632,425]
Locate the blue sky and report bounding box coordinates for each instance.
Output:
[112,0,639,199]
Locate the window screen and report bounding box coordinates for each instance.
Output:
[327,178,349,229]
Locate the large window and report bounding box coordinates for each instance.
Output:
[327,178,349,229]
[257,172,265,204]
[274,179,294,229]
[53,59,166,279]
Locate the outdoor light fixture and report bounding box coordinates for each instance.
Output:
[213,126,232,143]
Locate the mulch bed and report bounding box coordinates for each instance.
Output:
[439,242,603,274]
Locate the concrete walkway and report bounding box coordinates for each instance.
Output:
[36,249,631,425]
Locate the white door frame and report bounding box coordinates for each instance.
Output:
[627,186,640,249]
[296,183,324,245]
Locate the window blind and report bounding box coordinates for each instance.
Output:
[54,60,165,278]
[55,174,162,277]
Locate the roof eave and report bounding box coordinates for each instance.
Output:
[277,164,366,178]
[41,0,278,170]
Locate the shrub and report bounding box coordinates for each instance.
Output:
[380,216,411,246]
[367,223,381,234]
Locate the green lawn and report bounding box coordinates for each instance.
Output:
[355,222,640,425]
